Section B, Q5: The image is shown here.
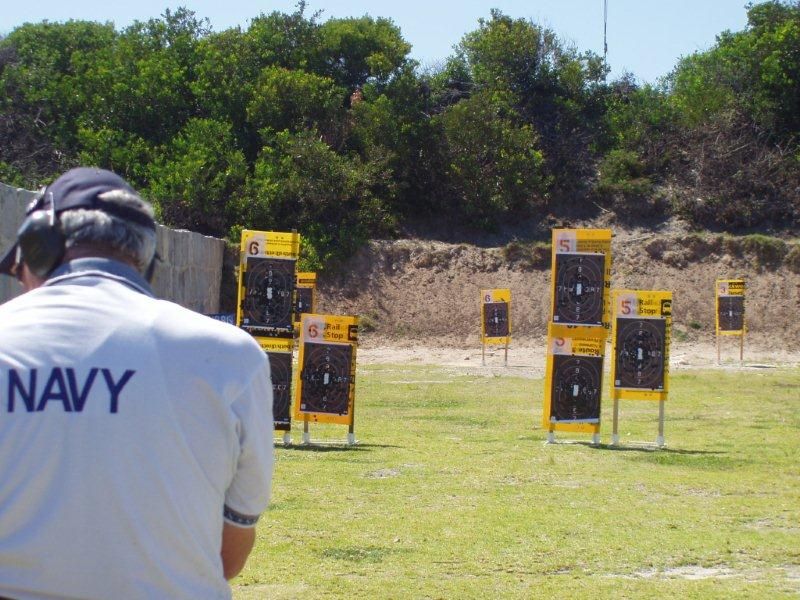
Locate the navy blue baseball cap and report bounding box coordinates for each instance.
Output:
[0,167,155,275]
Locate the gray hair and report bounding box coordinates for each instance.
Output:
[59,189,157,272]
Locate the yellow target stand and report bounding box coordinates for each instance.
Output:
[715,279,745,365]
[294,272,317,331]
[480,288,511,366]
[293,314,359,446]
[543,326,606,445]
[609,290,672,448]
[543,229,612,445]
[235,230,301,445]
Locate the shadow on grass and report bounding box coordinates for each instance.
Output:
[276,442,402,453]
[574,443,745,469]
[588,443,724,456]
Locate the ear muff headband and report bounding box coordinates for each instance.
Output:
[17,192,65,279]
[16,185,156,279]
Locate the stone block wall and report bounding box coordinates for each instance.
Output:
[0,181,225,313]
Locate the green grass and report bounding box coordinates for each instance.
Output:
[233,366,800,599]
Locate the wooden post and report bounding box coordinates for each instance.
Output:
[504,340,508,366]
[611,398,620,445]
[716,334,721,365]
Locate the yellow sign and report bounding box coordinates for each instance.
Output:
[293,314,358,425]
[550,229,613,335]
[542,323,606,435]
[239,229,301,259]
[235,229,301,335]
[609,290,672,402]
[254,337,294,353]
[715,278,745,335]
[481,288,511,345]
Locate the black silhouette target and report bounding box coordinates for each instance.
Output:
[483,302,509,338]
[550,354,603,423]
[242,257,295,333]
[299,343,353,416]
[294,287,314,323]
[268,352,292,430]
[614,318,666,390]
[718,296,744,332]
[554,253,606,325]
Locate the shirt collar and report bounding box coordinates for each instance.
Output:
[45,257,154,297]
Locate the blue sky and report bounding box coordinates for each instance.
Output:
[0,0,755,83]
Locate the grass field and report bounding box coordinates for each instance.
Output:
[233,364,800,599]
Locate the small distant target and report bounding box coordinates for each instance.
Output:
[554,253,605,326]
[483,302,509,338]
[294,286,314,323]
[242,257,295,332]
[299,343,353,416]
[614,318,666,390]
[718,296,744,332]
[268,352,292,430]
[550,354,603,423]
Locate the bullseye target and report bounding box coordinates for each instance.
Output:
[483,302,509,338]
[299,343,353,416]
[550,354,603,423]
[614,318,666,390]
[717,296,744,332]
[241,257,295,334]
[268,352,293,430]
[554,253,605,326]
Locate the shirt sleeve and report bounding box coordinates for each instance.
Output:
[224,353,273,528]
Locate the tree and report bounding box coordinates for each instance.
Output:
[247,129,395,268]
[147,118,247,236]
[436,92,549,229]
[315,16,411,89]
[457,10,608,191]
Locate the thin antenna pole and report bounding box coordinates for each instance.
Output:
[603,0,608,65]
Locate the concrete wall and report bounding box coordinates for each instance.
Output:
[0,181,225,313]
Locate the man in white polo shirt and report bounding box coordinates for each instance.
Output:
[0,167,273,599]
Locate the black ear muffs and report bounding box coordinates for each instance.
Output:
[17,210,66,278]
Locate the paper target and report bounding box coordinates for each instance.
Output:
[241,257,295,333]
[299,343,353,416]
[614,318,666,390]
[483,302,509,338]
[268,352,292,430]
[717,296,744,332]
[554,253,605,326]
[550,354,603,423]
[294,286,314,322]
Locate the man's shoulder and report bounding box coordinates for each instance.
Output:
[149,299,263,350]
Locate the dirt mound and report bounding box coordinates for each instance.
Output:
[316,221,800,355]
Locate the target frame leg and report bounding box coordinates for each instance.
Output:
[739,332,744,365]
[302,418,311,445]
[546,430,555,444]
[611,398,620,446]
[656,400,666,447]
